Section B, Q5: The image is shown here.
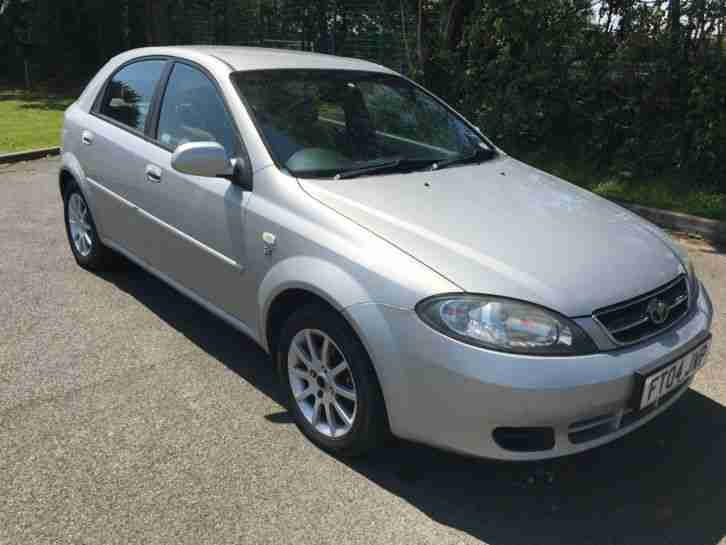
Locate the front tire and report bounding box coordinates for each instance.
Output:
[278,304,388,457]
[63,182,116,270]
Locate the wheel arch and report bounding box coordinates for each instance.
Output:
[59,166,96,230]
[59,152,87,196]
[59,152,106,238]
[258,256,371,353]
[59,167,76,197]
[264,285,393,435]
[264,287,340,365]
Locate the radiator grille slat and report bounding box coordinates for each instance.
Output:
[593,276,689,345]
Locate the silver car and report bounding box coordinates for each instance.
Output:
[60,46,714,460]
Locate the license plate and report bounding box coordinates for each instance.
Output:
[639,340,710,409]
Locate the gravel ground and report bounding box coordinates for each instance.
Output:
[1,157,724,545]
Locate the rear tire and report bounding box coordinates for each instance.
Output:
[278,304,388,457]
[62,181,118,271]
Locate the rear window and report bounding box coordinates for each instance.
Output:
[99,60,166,132]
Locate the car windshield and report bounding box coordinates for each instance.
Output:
[232,69,493,178]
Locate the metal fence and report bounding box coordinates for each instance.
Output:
[0,0,416,87]
[185,0,415,75]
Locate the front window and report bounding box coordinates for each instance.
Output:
[233,69,492,178]
[156,62,238,156]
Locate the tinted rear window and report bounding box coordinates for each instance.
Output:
[99,60,166,132]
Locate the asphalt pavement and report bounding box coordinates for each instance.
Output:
[1,157,725,545]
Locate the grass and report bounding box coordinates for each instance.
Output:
[520,154,726,223]
[0,89,75,153]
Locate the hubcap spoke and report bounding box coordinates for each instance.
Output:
[293,344,313,369]
[330,361,348,377]
[324,402,337,437]
[305,331,317,362]
[334,384,356,402]
[320,337,331,368]
[290,367,309,380]
[294,384,316,401]
[332,400,353,427]
[288,328,357,439]
[311,398,322,426]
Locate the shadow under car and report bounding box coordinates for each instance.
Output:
[96,261,726,545]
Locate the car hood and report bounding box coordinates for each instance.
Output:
[298,156,685,317]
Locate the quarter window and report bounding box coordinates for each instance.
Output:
[99,60,166,132]
[156,63,237,155]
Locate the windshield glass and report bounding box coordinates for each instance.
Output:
[232,69,492,178]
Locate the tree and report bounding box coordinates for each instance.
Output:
[1,0,725,183]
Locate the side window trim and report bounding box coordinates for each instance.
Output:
[230,73,280,171]
[153,59,247,160]
[91,56,171,144]
[90,55,252,166]
[146,61,175,138]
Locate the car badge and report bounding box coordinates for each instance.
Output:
[647,298,669,325]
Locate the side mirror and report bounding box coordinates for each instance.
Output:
[230,156,253,192]
[171,142,233,178]
[171,142,253,191]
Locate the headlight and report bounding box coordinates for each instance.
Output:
[416,295,597,356]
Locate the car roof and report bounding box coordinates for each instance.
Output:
[135,45,397,75]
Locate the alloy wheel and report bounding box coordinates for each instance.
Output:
[287,328,358,438]
[68,193,93,257]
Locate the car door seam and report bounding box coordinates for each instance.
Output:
[86,177,138,210]
[86,176,244,272]
[103,237,259,345]
[135,207,244,272]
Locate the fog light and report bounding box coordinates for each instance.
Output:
[492,427,555,452]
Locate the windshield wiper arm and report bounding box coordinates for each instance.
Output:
[336,158,402,179]
[431,146,496,171]
[335,157,439,180]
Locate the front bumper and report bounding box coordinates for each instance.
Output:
[345,281,714,460]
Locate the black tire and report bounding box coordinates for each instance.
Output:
[62,180,119,271]
[278,304,388,457]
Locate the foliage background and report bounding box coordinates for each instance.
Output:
[1,0,725,193]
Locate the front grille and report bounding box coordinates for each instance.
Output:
[593,275,689,345]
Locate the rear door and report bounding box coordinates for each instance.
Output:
[132,61,251,321]
[78,58,169,264]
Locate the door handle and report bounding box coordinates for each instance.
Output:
[81,130,94,146]
[145,165,162,183]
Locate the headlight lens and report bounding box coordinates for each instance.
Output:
[416,295,597,355]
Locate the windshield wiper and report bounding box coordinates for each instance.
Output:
[335,157,439,180]
[430,146,496,171]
